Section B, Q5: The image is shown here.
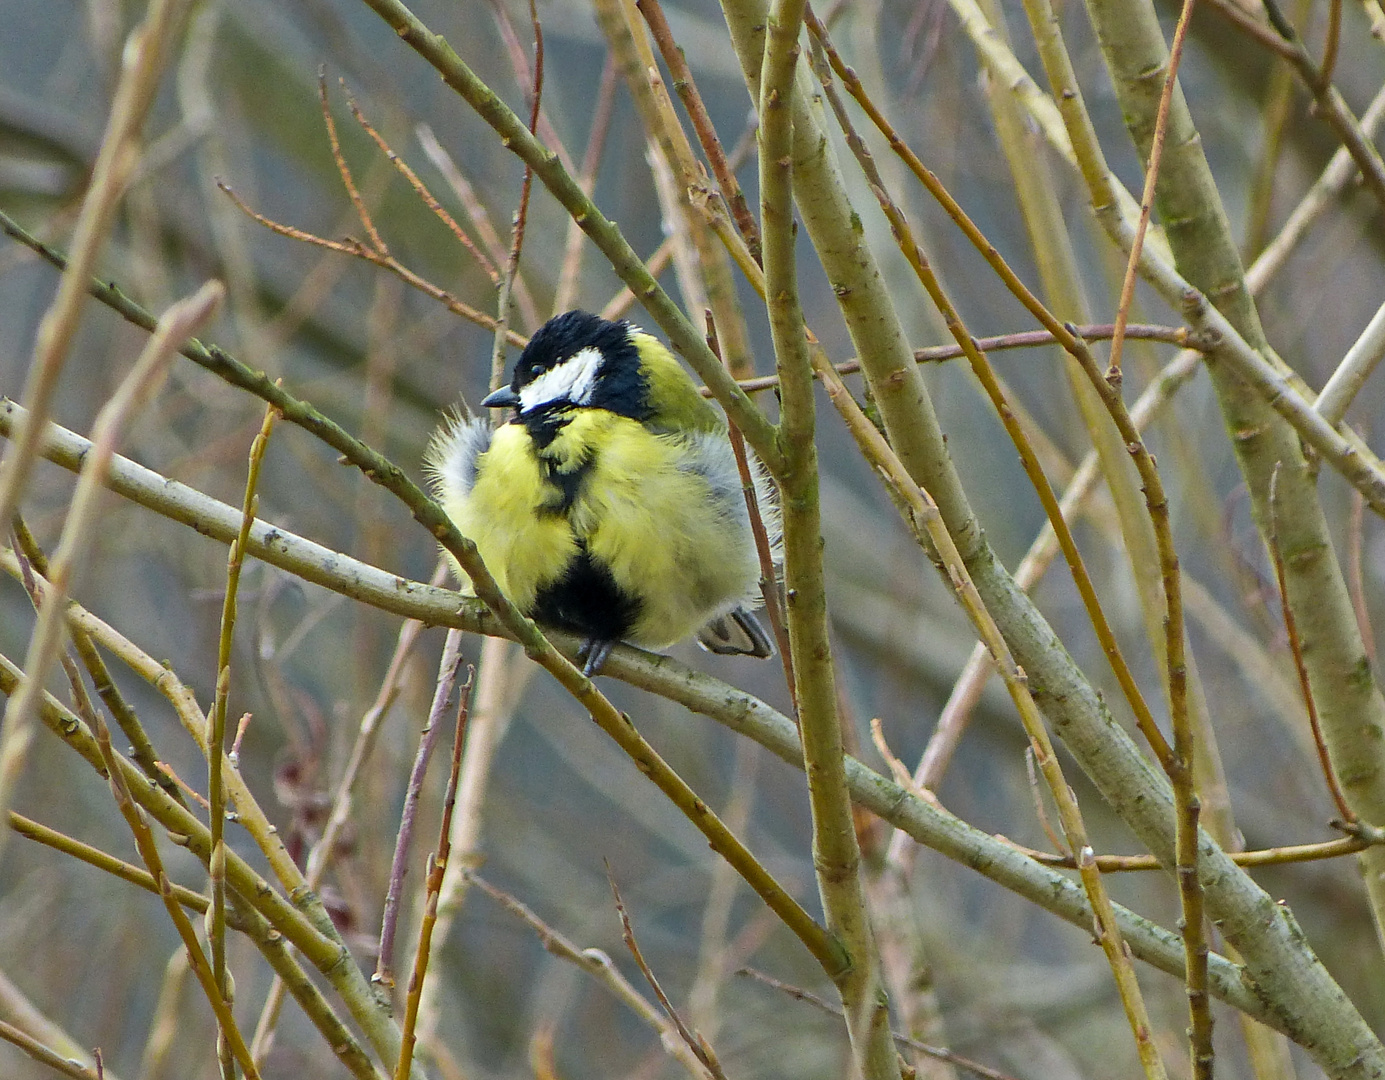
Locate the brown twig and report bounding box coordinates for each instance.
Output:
[704,312,793,699]
[1268,464,1357,824]
[736,968,1020,1080]
[608,868,728,1080]
[375,633,467,990]
[1007,833,1372,871]
[412,122,539,330]
[726,324,1195,395]
[216,179,524,347]
[338,78,502,287]
[1024,746,1068,855]
[484,0,578,177]
[1106,0,1198,380]
[318,69,388,255]
[490,0,543,380]
[155,762,211,809]
[868,718,940,808]
[554,55,620,314]
[466,872,717,1079]
[636,0,762,264]
[1206,0,1385,215]
[1349,486,1377,667]
[394,668,474,1080]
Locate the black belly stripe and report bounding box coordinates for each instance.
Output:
[531,545,642,643]
[539,454,591,516]
[517,410,595,517]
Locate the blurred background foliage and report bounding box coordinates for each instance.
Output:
[0,0,1383,1077]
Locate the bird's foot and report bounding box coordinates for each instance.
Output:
[578,638,616,677]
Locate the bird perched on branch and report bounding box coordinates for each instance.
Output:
[426,309,779,675]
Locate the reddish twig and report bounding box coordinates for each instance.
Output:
[737,968,1019,1080]
[608,867,728,1080]
[375,632,468,991]
[1105,0,1198,379]
[339,80,501,286]
[393,669,475,1080]
[1268,465,1357,824]
[1349,487,1378,667]
[636,0,762,264]
[704,312,793,701]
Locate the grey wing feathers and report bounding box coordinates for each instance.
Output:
[424,412,491,498]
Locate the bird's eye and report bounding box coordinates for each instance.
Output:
[529,363,543,378]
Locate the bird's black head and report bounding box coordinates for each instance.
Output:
[481,310,651,423]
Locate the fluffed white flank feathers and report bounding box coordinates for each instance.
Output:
[423,411,491,500]
[519,346,604,412]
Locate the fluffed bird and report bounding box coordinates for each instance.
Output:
[426,309,779,675]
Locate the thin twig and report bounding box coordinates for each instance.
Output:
[608,868,728,1080]
[413,123,541,331]
[705,312,793,698]
[1349,487,1378,667]
[393,668,474,1080]
[1009,833,1373,871]
[376,629,467,990]
[10,811,212,914]
[208,400,277,1078]
[1321,0,1342,91]
[0,0,189,552]
[553,55,619,314]
[736,969,1021,1080]
[1206,0,1385,215]
[636,0,762,263]
[466,872,715,1080]
[156,762,212,809]
[341,80,507,291]
[215,180,523,346]
[1268,464,1357,824]
[489,0,543,382]
[1105,0,1199,380]
[1024,746,1068,855]
[727,323,1197,394]
[84,662,261,1078]
[0,1019,104,1080]
[0,281,223,857]
[318,69,388,255]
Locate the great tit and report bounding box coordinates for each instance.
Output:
[426,309,779,675]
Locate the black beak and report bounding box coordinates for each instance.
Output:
[481,386,521,408]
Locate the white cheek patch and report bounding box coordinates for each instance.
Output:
[519,346,605,412]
